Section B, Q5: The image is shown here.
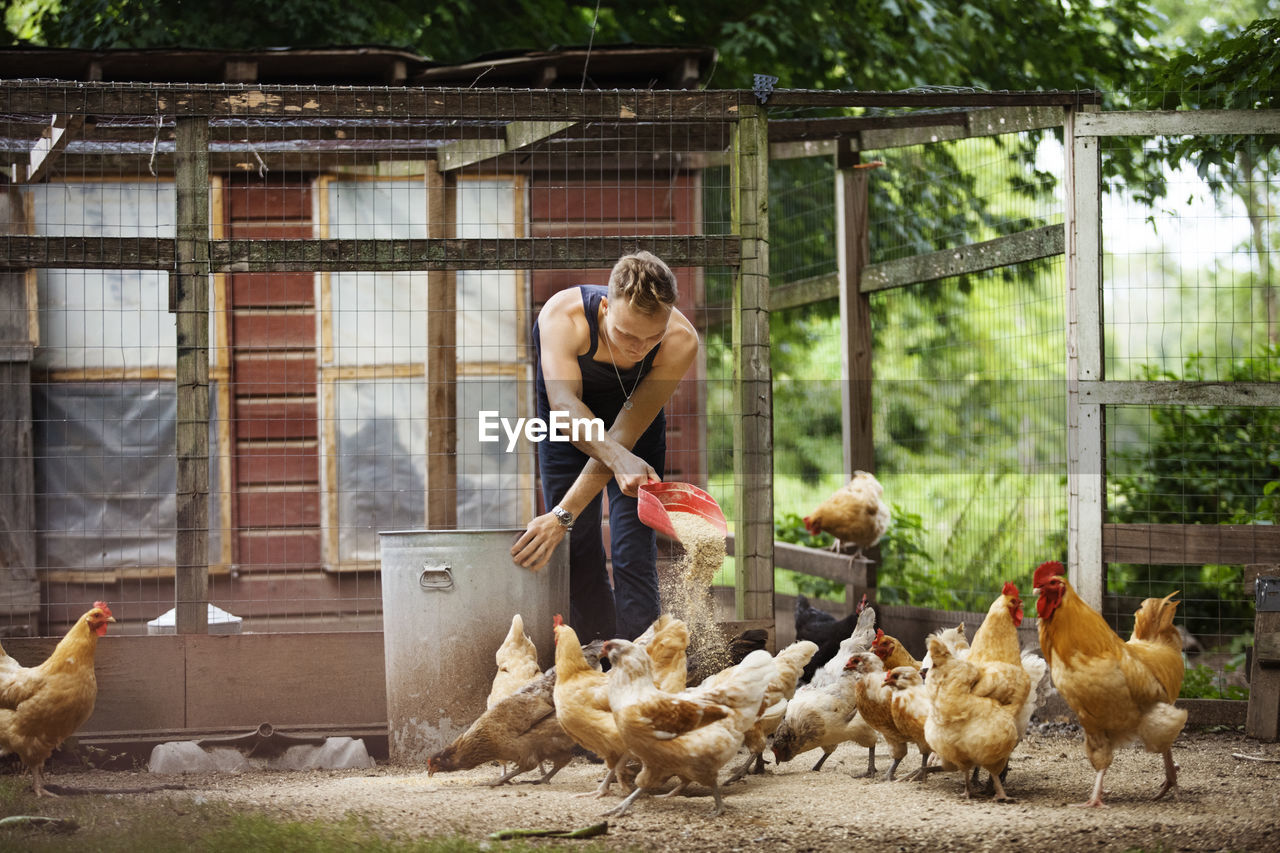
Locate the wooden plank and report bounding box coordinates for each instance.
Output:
[3,636,188,733]
[1065,105,1106,611]
[236,530,323,568]
[725,534,869,587]
[0,234,740,272]
[232,312,315,348]
[230,272,315,307]
[237,489,321,528]
[765,89,1102,109]
[438,120,577,172]
[425,161,457,529]
[0,185,37,620]
[21,113,88,183]
[1076,109,1280,138]
[860,225,1065,292]
[0,82,746,120]
[232,355,318,399]
[234,399,317,440]
[185,632,385,729]
[236,443,318,485]
[225,182,311,221]
[1080,380,1280,407]
[772,271,838,311]
[174,117,211,635]
[1103,524,1280,565]
[731,104,774,623]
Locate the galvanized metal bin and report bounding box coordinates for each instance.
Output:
[378,528,568,763]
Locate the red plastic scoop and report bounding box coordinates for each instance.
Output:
[637,481,728,541]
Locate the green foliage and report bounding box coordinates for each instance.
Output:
[1180,659,1249,700]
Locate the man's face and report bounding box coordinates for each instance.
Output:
[605,298,672,362]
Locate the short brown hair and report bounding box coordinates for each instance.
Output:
[608,251,678,315]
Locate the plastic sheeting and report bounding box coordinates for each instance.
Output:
[33,381,222,571]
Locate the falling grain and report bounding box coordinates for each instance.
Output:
[662,512,730,680]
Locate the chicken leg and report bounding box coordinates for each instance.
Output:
[1154,749,1179,801]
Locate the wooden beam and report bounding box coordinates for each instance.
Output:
[731,104,774,624]
[0,81,747,121]
[1065,104,1105,612]
[1103,524,1280,566]
[1076,109,1280,138]
[0,234,740,272]
[20,113,88,183]
[425,161,457,529]
[726,534,869,588]
[860,224,1064,292]
[1079,380,1280,407]
[766,89,1102,109]
[437,120,577,172]
[173,117,211,634]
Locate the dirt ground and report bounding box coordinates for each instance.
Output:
[19,725,1280,852]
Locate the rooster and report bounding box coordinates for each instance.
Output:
[603,639,777,816]
[487,614,541,710]
[552,616,633,798]
[0,602,115,796]
[802,471,890,555]
[1034,560,1186,807]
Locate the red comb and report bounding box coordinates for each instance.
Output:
[1002,582,1019,598]
[874,629,885,643]
[1033,561,1064,588]
[553,613,564,627]
[93,601,112,616]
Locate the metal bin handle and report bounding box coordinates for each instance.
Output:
[419,564,455,590]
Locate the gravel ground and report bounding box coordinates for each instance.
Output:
[38,726,1280,852]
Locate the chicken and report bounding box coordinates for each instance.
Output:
[603,639,777,816]
[634,613,689,693]
[427,666,577,786]
[772,653,879,776]
[968,583,1045,740]
[871,629,923,671]
[797,593,874,684]
[919,622,968,676]
[722,639,817,782]
[1034,560,1187,807]
[802,471,890,555]
[0,602,115,797]
[552,617,633,798]
[807,601,877,689]
[884,666,934,781]
[848,650,911,780]
[487,614,541,710]
[923,632,1026,802]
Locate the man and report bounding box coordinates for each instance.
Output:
[511,251,699,642]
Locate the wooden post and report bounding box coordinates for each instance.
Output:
[1247,569,1280,741]
[731,104,773,622]
[425,160,457,529]
[1064,105,1105,611]
[173,117,211,634]
[0,185,38,625]
[836,147,878,597]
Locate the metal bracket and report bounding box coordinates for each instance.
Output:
[1258,576,1280,612]
[753,74,779,105]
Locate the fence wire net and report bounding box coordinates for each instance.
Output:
[1,88,738,635]
[1099,130,1276,683]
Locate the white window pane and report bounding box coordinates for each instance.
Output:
[334,379,426,562]
[36,269,176,369]
[457,375,526,527]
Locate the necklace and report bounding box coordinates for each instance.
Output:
[601,310,642,410]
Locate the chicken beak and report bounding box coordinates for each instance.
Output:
[108,616,117,622]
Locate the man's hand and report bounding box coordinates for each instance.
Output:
[610,449,660,497]
[511,512,568,571]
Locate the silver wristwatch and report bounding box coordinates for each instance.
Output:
[551,505,575,531]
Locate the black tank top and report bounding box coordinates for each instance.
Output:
[534,285,662,425]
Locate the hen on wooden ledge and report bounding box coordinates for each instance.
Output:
[802,471,890,557]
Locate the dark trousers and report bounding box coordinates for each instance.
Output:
[537,415,665,643]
